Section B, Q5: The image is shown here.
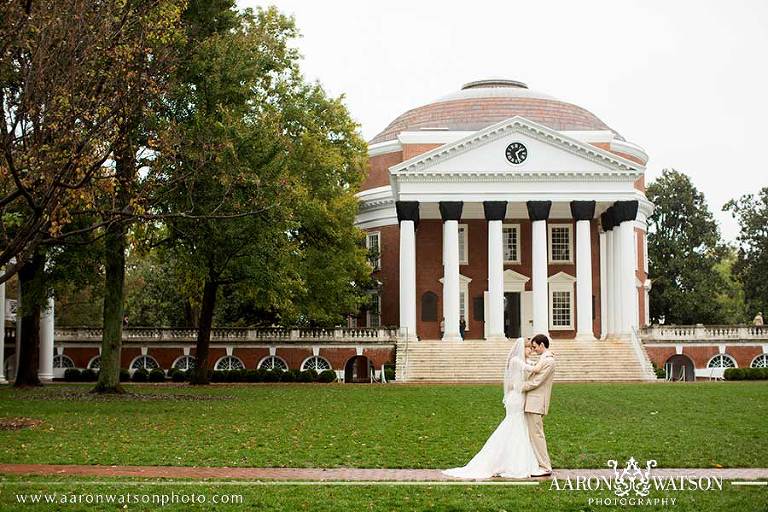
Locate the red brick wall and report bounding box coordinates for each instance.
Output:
[361,151,402,191]
[645,345,764,369]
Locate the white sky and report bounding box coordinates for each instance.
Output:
[241,0,768,242]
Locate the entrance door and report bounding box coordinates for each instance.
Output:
[504,292,521,338]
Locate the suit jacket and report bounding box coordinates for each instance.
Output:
[523,350,555,415]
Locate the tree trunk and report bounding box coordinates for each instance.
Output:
[93,142,132,394]
[14,252,44,387]
[189,279,218,385]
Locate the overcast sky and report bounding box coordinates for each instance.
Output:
[241,0,768,241]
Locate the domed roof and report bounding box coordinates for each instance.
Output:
[370,79,623,144]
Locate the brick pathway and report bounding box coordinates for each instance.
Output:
[0,464,766,481]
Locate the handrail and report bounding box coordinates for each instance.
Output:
[38,326,399,344]
[630,326,657,380]
[640,324,768,341]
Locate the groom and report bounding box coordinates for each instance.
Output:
[523,334,555,477]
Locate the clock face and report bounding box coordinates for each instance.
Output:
[505,142,528,165]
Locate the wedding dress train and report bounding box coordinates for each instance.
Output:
[441,339,540,479]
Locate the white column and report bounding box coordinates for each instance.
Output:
[575,219,595,340]
[531,219,548,336]
[38,296,54,381]
[442,219,462,341]
[604,230,614,338]
[600,231,608,340]
[619,220,638,334]
[0,276,6,383]
[486,220,505,340]
[398,220,417,341]
[613,225,624,336]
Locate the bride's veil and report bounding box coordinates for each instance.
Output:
[503,337,525,401]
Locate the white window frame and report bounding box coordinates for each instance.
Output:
[257,355,289,371]
[548,272,576,330]
[171,355,196,371]
[365,231,381,271]
[458,224,469,265]
[750,353,768,368]
[502,223,521,264]
[129,354,160,372]
[53,354,75,369]
[214,355,245,371]
[301,355,332,372]
[548,223,573,264]
[707,353,737,369]
[366,292,381,328]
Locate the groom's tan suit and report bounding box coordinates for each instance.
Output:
[523,350,555,472]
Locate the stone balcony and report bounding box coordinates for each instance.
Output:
[640,324,768,343]
[4,326,398,345]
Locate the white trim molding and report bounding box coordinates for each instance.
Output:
[548,271,577,331]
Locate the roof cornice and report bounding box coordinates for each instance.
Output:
[389,116,643,176]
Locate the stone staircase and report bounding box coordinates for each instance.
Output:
[394,337,657,383]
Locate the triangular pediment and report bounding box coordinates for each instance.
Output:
[389,116,641,178]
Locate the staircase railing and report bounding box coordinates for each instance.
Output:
[630,326,657,380]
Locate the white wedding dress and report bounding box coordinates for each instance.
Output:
[441,338,540,479]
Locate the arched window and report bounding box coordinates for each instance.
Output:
[53,355,75,369]
[130,355,160,371]
[87,356,101,370]
[421,291,438,322]
[258,356,288,371]
[214,356,244,371]
[751,354,768,368]
[172,355,196,371]
[707,354,737,369]
[301,356,331,372]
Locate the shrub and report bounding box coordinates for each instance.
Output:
[170,369,187,382]
[318,370,337,383]
[384,367,395,382]
[651,362,666,379]
[132,368,149,382]
[297,370,315,383]
[281,369,298,382]
[64,368,81,382]
[244,369,260,383]
[81,369,98,382]
[263,370,281,382]
[209,370,225,383]
[119,369,131,382]
[724,368,768,380]
[148,369,166,382]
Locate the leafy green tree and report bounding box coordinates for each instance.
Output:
[724,187,768,318]
[159,4,370,384]
[713,248,748,324]
[647,169,726,324]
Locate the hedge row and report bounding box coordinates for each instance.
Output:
[63,367,338,383]
[724,368,768,380]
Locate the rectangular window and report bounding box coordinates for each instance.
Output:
[366,232,381,271]
[458,224,468,264]
[551,290,572,328]
[367,294,380,328]
[549,224,573,263]
[502,224,521,264]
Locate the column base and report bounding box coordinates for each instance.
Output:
[575,333,597,341]
[397,333,419,343]
[37,373,54,382]
[0,378,7,384]
[441,334,463,342]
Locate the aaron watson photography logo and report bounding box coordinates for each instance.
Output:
[549,457,724,507]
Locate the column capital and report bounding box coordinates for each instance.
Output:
[483,201,507,221]
[613,200,639,224]
[570,200,596,221]
[526,200,552,221]
[439,201,463,221]
[600,206,617,231]
[396,201,420,224]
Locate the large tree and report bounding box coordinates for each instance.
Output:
[158,4,370,384]
[646,169,726,324]
[724,187,768,318]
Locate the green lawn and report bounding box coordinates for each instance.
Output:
[0,475,766,512]
[0,382,765,469]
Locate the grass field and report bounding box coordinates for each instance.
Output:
[0,475,766,512]
[0,381,766,470]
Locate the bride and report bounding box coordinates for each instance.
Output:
[441,337,540,479]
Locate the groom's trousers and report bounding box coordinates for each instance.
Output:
[525,413,552,472]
